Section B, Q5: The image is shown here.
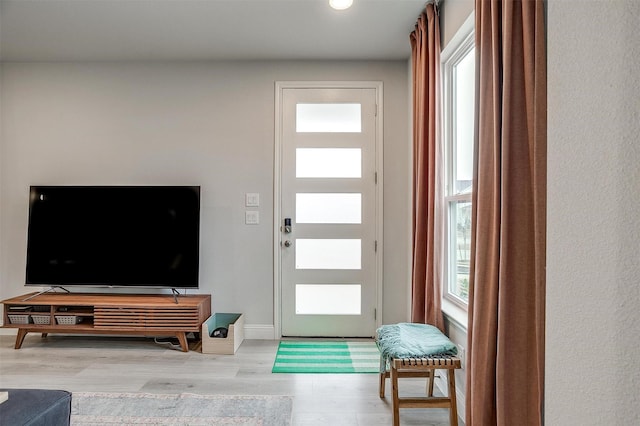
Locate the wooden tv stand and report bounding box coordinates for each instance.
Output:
[1,292,211,352]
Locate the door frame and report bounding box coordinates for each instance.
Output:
[273,81,384,338]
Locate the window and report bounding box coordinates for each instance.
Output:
[441,14,475,307]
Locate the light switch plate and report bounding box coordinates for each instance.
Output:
[245,193,260,207]
[245,210,259,225]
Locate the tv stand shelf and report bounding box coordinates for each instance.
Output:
[1,292,211,352]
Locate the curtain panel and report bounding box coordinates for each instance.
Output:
[466,0,547,425]
[410,2,444,330]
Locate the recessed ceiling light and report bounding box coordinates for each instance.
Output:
[330,0,353,11]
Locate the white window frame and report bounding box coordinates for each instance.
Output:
[441,12,475,313]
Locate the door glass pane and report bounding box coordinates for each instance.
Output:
[296,239,361,269]
[296,284,361,315]
[296,148,361,178]
[296,193,361,224]
[296,103,362,133]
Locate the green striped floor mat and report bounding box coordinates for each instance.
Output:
[271,340,380,373]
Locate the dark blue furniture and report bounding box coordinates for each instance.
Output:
[0,389,71,426]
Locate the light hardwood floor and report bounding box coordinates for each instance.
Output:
[0,334,460,425]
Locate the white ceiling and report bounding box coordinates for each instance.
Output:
[0,0,427,62]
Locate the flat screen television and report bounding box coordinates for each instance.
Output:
[25,185,200,289]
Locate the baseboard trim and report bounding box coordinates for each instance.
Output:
[243,324,275,340]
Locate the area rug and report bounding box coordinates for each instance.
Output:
[71,392,293,425]
[271,340,379,373]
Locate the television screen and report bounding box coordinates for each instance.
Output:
[25,186,200,288]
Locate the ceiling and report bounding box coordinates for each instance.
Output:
[0,0,427,62]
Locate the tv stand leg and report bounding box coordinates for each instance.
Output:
[22,286,70,301]
[171,288,181,304]
[176,332,189,352]
[15,329,28,349]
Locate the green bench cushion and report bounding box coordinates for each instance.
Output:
[376,323,458,361]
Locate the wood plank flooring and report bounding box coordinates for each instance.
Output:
[0,334,460,425]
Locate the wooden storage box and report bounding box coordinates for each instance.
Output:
[201,313,244,355]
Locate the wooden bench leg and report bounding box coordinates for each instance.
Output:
[448,368,458,426]
[379,355,386,398]
[427,369,434,397]
[391,362,400,426]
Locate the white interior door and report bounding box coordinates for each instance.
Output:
[277,84,381,337]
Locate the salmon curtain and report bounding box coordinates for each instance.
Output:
[466,0,547,425]
[410,2,444,329]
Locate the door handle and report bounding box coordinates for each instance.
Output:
[283,240,292,248]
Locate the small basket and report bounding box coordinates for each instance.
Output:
[8,314,32,324]
[32,315,51,325]
[56,315,82,325]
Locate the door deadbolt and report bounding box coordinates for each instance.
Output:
[283,218,292,233]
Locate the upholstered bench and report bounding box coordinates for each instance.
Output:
[376,323,461,426]
[0,389,71,426]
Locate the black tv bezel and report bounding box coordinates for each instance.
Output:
[24,185,201,290]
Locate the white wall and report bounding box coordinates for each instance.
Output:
[0,61,412,335]
[440,0,475,47]
[547,0,640,424]
[404,0,475,83]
